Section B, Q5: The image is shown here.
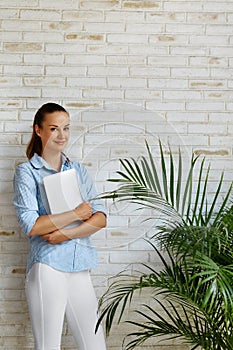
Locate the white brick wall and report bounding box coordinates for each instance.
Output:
[0,0,232,349]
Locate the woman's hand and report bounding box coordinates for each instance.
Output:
[74,201,92,221]
[41,230,70,244]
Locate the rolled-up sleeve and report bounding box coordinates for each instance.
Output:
[13,165,39,237]
[78,163,107,217]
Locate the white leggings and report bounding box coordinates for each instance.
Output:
[25,263,106,350]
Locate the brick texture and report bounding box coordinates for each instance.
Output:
[0,0,232,349]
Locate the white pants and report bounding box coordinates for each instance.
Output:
[25,263,106,350]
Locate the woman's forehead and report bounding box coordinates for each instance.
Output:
[43,111,70,125]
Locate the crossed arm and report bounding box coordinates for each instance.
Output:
[29,201,107,244]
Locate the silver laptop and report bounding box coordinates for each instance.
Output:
[43,168,83,228]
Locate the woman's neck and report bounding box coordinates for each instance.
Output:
[42,151,62,172]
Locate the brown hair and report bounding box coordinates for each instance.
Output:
[26,102,68,159]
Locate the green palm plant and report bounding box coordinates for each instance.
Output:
[97,141,233,350]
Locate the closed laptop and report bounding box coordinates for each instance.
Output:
[43,168,83,228]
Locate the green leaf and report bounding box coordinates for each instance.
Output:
[145,140,162,196]
[176,148,182,212]
[159,139,169,201]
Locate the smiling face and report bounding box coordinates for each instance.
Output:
[34,111,70,155]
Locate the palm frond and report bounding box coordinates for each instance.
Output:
[192,254,233,314]
[97,230,233,349]
[99,140,232,227]
[96,271,157,336]
[97,141,233,350]
[124,298,232,350]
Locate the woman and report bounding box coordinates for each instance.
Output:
[13,102,107,350]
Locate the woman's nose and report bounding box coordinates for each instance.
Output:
[57,129,65,139]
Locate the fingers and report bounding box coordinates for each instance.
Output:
[41,233,50,240]
[41,231,69,244]
[75,201,92,221]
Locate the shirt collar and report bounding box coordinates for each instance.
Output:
[30,153,70,170]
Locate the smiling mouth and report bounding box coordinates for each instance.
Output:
[55,141,66,145]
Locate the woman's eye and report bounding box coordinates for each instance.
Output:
[64,127,70,131]
[50,128,57,132]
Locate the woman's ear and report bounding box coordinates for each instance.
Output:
[34,124,41,137]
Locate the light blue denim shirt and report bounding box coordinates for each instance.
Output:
[13,153,107,273]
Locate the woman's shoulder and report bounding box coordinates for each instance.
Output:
[70,160,90,180]
[16,153,44,171]
[70,160,85,171]
[15,159,31,171]
[15,158,36,178]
